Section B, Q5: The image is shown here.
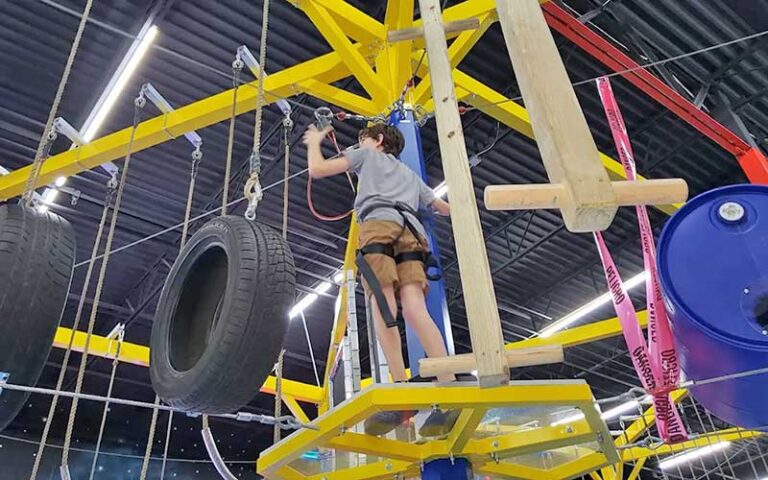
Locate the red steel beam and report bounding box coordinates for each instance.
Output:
[542,2,768,184]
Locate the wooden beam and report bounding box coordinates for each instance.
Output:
[484,179,688,211]
[418,0,508,387]
[419,345,564,377]
[388,18,480,43]
[496,0,618,232]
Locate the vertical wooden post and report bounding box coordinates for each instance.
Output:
[418,0,508,387]
[496,0,618,233]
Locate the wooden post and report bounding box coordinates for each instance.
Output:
[418,0,508,387]
[495,0,618,233]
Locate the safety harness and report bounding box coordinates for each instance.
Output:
[355,201,442,328]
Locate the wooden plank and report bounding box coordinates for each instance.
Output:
[388,18,480,43]
[418,0,508,387]
[495,0,618,232]
[419,345,564,378]
[484,179,688,211]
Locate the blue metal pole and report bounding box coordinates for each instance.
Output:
[390,108,455,377]
[421,458,472,480]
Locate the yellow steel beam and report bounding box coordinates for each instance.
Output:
[589,472,604,480]
[299,79,379,116]
[293,0,386,45]
[412,11,496,106]
[467,419,596,458]
[615,389,687,448]
[53,326,149,367]
[53,326,323,404]
[257,386,375,475]
[272,465,306,480]
[509,311,649,351]
[282,394,311,424]
[627,458,646,480]
[0,48,360,201]
[445,407,487,453]
[552,451,613,480]
[475,461,547,480]
[382,0,415,96]
[328,432,422,463]
[305,460,417,480]
[621,428,763,461]
[302,2,386,107]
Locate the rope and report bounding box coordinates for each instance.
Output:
[273,349,285,443]
[244,0,271,220]
[22,0,94,205]
[88,336,122,480]
[222,63,242,215]
[181,147,202,246]
[272,114,292,444]
[281,117,292,240]
[159,411,174,480]
[60,100,143,470]
[139,396,162,480]
[28,177,117,480]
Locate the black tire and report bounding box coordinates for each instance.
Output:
[0,204,76,431]
[150,216,296,413]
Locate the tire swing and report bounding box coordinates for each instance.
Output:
[0,0,85,432]
[150,7,296,414]
[0,205,75,431]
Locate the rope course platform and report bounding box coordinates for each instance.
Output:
[256,381,619,479]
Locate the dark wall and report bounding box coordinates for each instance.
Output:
[0,434,262,480]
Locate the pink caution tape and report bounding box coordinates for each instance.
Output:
[593,77,688,443]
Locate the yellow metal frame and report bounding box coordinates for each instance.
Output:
[14,0,757,476]
[256,381,619,479]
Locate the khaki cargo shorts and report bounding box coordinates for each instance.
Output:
[358,220,429,294]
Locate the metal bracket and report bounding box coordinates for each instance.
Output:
[53,117,119,177]
[236,45,292,116]
[139,83,203,148]
[0,372,9,396]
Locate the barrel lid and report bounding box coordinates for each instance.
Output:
[658,184,768,349]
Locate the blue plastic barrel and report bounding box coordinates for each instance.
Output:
[658,184,768,429]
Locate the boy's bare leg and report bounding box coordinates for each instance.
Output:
[399,283,456,383]
[369,285,408,382]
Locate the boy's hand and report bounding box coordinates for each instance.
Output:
[303,125,332,146]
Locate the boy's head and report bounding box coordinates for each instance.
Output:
[358,123,405,157]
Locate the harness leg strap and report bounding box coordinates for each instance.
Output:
[355,248,399,329]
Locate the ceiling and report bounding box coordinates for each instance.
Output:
[2,0,768,478]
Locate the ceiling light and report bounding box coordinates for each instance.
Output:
[289,294,318,319]
[333,271,345,283]
[539,271,648,337]
[81,25,159,142]
[54,176,67,187]
[601,395,651,421]
[315,282,333,295]
[41,188,59,205]
[659,441,730,470]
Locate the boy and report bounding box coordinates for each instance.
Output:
[304,123,457,435]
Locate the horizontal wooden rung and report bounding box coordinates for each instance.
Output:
[484,179,688,211]
[388,18,480,43]
[419,345,564,378]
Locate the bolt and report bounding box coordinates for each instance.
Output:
[745,288,751,294]
[492,440,499,449]
[718,202,745,223]
[565,425,574,433]
[762,330,767,336]
[385,463,392,471]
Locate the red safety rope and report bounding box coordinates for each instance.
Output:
[306,130,355,222]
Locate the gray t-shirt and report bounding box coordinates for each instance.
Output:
[345,147,436,239]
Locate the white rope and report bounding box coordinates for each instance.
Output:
[28,178,116,480]
[60,101,143,470]
[22,0,94,205]
[139,396,162,480]
[87,338,122,480]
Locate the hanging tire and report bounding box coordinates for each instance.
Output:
[150,216,296,413]
[0,204,76,431]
